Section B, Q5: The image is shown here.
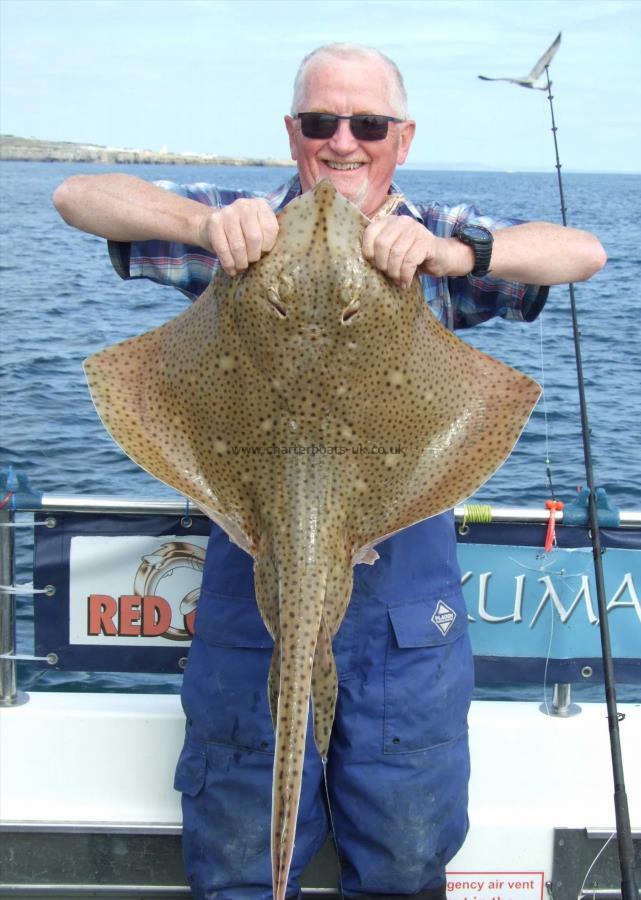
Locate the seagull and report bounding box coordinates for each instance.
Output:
[478,32,561,90]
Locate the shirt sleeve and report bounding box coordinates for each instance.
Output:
[417,201,549,330]
[106,181,258,301]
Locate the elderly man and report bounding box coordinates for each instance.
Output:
[54,43,605,900]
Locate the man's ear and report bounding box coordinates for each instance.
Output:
[396,120,416,165]
[284,116,298,161]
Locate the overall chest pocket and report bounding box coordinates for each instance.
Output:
[181,589,275,753]
[384,589,473,754]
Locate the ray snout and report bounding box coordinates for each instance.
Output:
[275,180,367,259]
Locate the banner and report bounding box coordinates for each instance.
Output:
[33,511,641,680]
[34,512,210,673]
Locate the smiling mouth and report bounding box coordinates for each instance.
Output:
[322,161,365,171]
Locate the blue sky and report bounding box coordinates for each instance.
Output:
[1,0,640,172]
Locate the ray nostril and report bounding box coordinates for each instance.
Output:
[341,301,360,323]
[266,288,287,318]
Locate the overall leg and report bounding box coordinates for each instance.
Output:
[175,588,329,899]
[328,553,474,897]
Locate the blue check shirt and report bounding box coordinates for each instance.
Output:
[108,174,547,331]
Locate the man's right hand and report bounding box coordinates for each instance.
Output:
[198,198,279,276]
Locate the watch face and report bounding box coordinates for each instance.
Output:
[461,224,492,244]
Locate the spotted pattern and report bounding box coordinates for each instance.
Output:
[83,181,541,900]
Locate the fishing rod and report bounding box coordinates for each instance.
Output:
[543,65,639,900]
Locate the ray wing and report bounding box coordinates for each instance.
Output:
[314,277,541,554]
[84,275,282,555]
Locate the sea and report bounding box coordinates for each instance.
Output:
[1,161,640,701]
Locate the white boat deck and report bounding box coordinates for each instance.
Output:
[1,692,639,888]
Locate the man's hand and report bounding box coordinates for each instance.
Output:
[198,198,279,276]
[362,215,472,288]
[362,214,607,289]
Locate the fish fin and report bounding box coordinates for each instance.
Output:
[268,643,281,732]
[352,545,380,565]
[254,556,282,733]
[311,616,338,758]
[350,321,541,550]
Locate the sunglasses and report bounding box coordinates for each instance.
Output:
[294,112,404,142]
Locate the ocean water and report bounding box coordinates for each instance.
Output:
[1,161,640,700]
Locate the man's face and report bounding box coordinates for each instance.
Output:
[284,56,416,218]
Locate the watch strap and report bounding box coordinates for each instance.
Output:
[453,225,493,276]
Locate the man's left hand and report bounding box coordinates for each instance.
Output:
[362,215,468,288]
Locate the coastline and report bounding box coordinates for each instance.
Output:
[0,134,294,167]
[1,137,635,174]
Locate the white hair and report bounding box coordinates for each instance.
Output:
[291,43,408,119]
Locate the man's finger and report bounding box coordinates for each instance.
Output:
[207,211,237,276]
[371,220,405,274]
[257,201,280,253]
[221,209,250,272]
[239,207,264,265]
[386,230,417,283]
[399,244,428,288]
[361,218,388,261]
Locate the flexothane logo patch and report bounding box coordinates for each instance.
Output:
[431,599,457,636]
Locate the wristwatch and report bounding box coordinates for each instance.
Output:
[452,223,494,276]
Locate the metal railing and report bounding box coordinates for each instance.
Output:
[2,491,640,525]
[0,506,18,707]
[2,493,640,709]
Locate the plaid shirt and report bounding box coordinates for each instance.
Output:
[108,174,547,331]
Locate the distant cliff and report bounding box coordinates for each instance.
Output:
[0,134,294,167]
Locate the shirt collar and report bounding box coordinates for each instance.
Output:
[270,174,421,222]
[390,180,423,222]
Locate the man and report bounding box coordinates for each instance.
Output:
[54,43,605,900]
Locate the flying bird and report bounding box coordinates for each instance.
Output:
[478,31,561,90]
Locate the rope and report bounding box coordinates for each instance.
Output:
[459,504,493,534]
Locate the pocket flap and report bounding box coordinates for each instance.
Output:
[195,590,273,648]
[173,742,207,797]
[389,592,467,649]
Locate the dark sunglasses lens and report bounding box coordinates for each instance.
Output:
[299,114,338,139]
[351,115,389,140]
[298,113,393,141]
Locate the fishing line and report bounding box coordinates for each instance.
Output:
[320,755,345,899]
[541,580,555,717]
[542,64,638,900]
[579,831,616,900]
[538,312,557,500]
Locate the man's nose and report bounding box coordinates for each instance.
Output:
[328,118,360,153]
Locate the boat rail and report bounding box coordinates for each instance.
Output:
[7,492,641,526]
[2,492,641,709]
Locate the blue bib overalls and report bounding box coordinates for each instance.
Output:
[174,511,474,898]
[106,176,543,899]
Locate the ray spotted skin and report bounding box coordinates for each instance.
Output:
[84,181,540,899]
